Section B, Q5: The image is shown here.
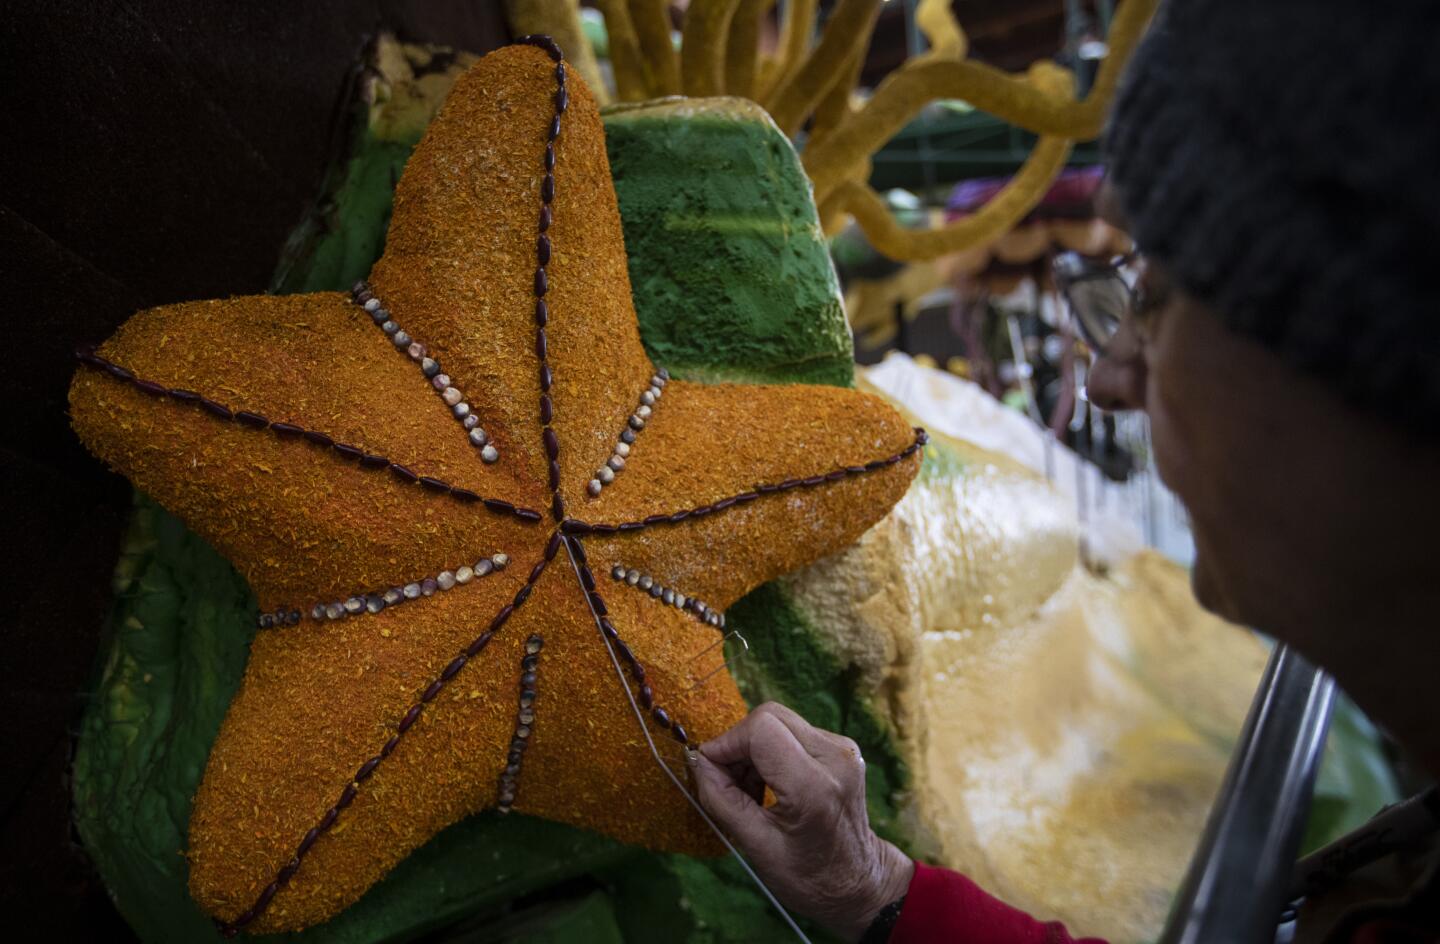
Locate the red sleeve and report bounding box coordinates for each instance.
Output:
[888,862,1109,944]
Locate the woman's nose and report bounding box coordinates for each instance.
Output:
[1087,350,1146,412]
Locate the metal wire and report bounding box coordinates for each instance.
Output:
[562,538,813,943]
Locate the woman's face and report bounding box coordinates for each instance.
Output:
[1086,186,1370,637]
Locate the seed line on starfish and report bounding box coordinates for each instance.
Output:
[525,36,569,524]
[72,346,544,522]
[348,281,499,463]
[255,552,512,629]
[607,563,724,629]
[560,535,813,943]
[497,633,545,813]
[562,427,930,536]
[587,369,668,498]
[216,552,553,938]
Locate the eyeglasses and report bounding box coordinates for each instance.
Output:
[1052,251,1140,356]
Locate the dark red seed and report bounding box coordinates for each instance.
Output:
[336,784,357,809]
[318,808,339,831]
[334,443,363,460]
[638,684,654,709]
[546,459,560,491]
[271,421,302,436]
[535,298,549,326]
[544,143,556,172]
[74,345,102,365]
[601,619,618,640]
[298,827,320,855]
[631,661,646,682]
[780,478,802,489]
[399,704,423,732]
[539,364,553,391]
[535,328,548,359]
[885,454,902,465]
[692,505,713,517]
[846,466,867,476]
[802,475,825,486]
[534,268,548,297]
[381,735,401,757]
[168,388,201,403]
[590,522,619,534]
[548,115,561,140]
[671,723,689,744]
[561,520,590,535]
[422,679,445,702]
[360,453,389,469]
[303,430,334,447]
[551,493,565,521]
[569,537,588,566]
[490,604,516,630]
[614,639,634,665]
[537,234,552,265]
[512,584,532,608]
[555,62,566,82]
[916,429,930,445]
[235,410,268,427]
[134,379,167,396]
[441,655,468,681]
[255,883,279,911]
[201,399,233,419]
[714,497,737,510]
[865,460,887,472]
[541,173,555,203]
[539,206,552,231]
[617,521,643,532]
[106,363,135,381]
[516,508,544,522]
[543,427,559,460]
[451,487,480,503]
[652,707,672,729]
[589,593,607,616]
[356,757,381,781]
[482,497,516,514]
[390,464,418,483]
[579,568,595,592]
[539,393,555,424]
[522,654,539,671]
[529,559,547,583]
[555,87,568,113]
[669,510,691,523]
[419,476,450,492]
[644,514,668,526]
[278,861,299,884]
[735,491,758,503]
[466,632,494,658]
[543,533,562,561]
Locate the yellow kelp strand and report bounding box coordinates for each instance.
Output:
[759,0,816,102]
[595,0,651,101]
[916,0,967,60]
[725,0,774,99]
[503,0,610,103]
[682,0,744,97]
[628,0,682,96]
[768,0,881,136]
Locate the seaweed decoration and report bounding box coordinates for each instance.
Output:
[505,0,1159,262]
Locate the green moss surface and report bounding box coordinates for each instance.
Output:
[603,98,854,388]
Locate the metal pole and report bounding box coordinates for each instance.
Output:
[1159,644,1336,944]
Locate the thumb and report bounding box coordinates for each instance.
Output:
[691,751,770,853]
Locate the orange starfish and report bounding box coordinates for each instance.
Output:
[68,38,922,935]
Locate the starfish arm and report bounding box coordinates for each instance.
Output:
[69,291,542,611]
[368,45,657,498]
[567,380,923,610]
[190,549,552,933]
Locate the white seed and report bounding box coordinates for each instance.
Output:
[469,427,488,447]
[442,386,463,406]
[403,582,422,600]
[481,444,499,463]
[614,441,630,457]
[612,564,626,580]
[626,569,641,585]
[437,571,457,590]
[640,390,655,406]
[638,575,653,590]
[364,298,381,312]
[463,414,480,430]
[663,588,675,605]
[587,478,602,496]
[674,594,687,609]
[607,455,625,471]
[407,342,426,360]
[636,404,652,419]
[455,565,475,584]
[474,559,494,576]
[491,553,509,570]
[597,466,614,484]
[344,596,365,614]
[325,602,346,619]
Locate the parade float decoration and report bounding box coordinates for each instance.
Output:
[69,15,1395,944]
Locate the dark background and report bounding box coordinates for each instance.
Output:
[0,3,506,937]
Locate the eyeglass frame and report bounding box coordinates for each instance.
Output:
[1052,251,1141,357]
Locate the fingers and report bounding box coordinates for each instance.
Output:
[753,702,865,769]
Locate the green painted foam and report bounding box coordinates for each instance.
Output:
[603,98,854,388]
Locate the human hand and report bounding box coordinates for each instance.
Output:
[689,702,913,942]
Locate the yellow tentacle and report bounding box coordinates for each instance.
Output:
[759,0,817,103]
[681,0,745,97]
[595,0,650,101]
[767,0,882,137]
[725,0,774,99]
[628,0,682,96]
[503,0,611,104]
